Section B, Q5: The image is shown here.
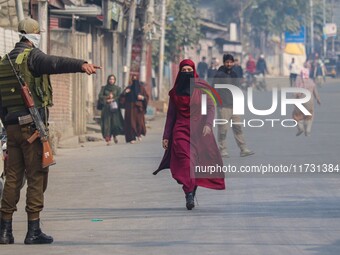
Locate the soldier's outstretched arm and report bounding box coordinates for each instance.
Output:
[27,48,100,77]
[81,63,101,75]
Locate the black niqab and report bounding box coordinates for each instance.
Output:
[176,72,194,96]
[127,80,141,102]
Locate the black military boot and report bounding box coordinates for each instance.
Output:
[0,219,14,244]
[185,192,195,210]
[24,219,53,245]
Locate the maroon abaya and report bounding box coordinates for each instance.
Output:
[154,59,225,193]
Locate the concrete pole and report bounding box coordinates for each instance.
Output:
[323,0,327,58]
[310,0,314,55]
[38,0,48,53]
[331,0,335,52]
[158,0,166,100]
[280,33,284,76]
[140,0,154,83]
[124,0,137,88]
[15,0,25,22]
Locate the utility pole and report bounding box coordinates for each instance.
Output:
[38,0,48,53]
[15,0,24,22]
[323,0,327,58]
[239,0,256,62]
[158,0,166,101]
[124,0,137,88]
[331,0,335,52]
[310,0,314,55]
[140,0,154,83]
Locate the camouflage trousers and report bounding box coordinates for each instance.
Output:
[0,124,48,220]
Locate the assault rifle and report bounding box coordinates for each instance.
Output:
[6,54,55,168]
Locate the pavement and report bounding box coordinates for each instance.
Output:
[1,78,340,254]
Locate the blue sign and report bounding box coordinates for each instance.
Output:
[285,26,305,43]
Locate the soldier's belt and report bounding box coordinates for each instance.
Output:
[18,114,33,125]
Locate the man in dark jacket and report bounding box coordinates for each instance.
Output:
[197,56,208,79]
[0,17,100,245]
[213,54,254,158]
[256,54,268,76]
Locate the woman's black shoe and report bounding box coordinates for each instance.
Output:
[185,192,195,210]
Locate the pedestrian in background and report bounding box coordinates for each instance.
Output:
[293,62,321,137]
[197,56,208,79]
[119,75,149,144]
[98,74,124,145]
[207,58,219,83]
[214,54,254,158]
[0,17,99,245]
[245,54,256,87]
[154,59,225,210]
[313,59,326,87]
[256,54,269,76]
[289,58,299,87]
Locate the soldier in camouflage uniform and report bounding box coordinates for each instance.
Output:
[0,17,100,245]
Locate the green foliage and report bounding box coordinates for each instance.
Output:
[165,0,200,61]
[201,0,331,51]
[246,0,308,34]
[203,0,241,24]
[311,0,332,40]
[152,0,200,68]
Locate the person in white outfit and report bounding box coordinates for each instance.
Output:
[289,58,299,87]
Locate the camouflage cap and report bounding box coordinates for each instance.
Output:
[18,17,40,34]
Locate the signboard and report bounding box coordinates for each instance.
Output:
[323,23,337,37]
[285,26,305,43]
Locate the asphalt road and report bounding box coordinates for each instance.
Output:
[1,77,340,255]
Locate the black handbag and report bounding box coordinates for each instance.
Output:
[96,99,104,110]
[96,86,105,110]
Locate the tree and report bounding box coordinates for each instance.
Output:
[165,0,200,61]
[152,0,200,65]
[204,0,330,55]
[249,0,308,35]
[200,0,243,25]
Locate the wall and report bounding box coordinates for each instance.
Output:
[49,31,73,138]
[49,30,91,138]
[0,28,17,56]
[0,0,29,56]
[0,0,29,30]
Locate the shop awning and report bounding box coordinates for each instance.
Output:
[284,43,306,55]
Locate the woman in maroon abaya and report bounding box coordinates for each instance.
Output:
[120,75,149,143]
[154,59,225,210]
